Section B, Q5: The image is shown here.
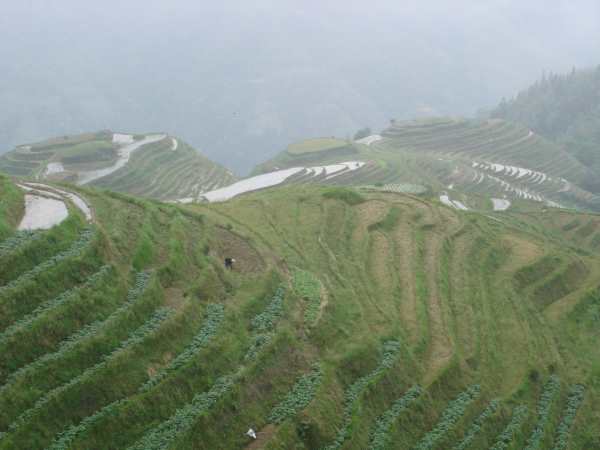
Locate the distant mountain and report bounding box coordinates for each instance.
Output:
[491,66,600,192]
[0,131,235,201]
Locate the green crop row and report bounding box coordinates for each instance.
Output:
[0,231,41,259]
[48,397,124,450]
[251,286,285,332]
[413,385,481,450]
[292,269,321,326]
[268,363,323,424]
[0,272,151,394]
[323,340,402,450]
[127,375,235,450]
[245,286,287,360]
[490,405,529,450]
[244,333,272,361]
[1,307,173,438]
[49,302,224,449]
[123,286,288,449]
[524,375,561,450]
[368,385,423,450]
[551,384,585,450]
[140,303,225,392]
[452,399,499,450]
[0,265,111,347]
[0,227,94,296]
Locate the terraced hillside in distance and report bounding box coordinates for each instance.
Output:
[229,118,600,213]
[0,131,235,201]
[0,173,598,449]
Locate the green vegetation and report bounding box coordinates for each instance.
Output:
[413,385,480,450]
[1,307,174,440]
[0,265,111,347]
[523,375,561,450]
[268,363,322,424]
[368,385,422,450]
[490,405,529,450]
[250,286,285,332]
[140,303,225,391]
[354,127,372,141]
[322,187,365,205]
[58,141,116,164]
[551,384,585,450]
[369,206,401,232]
[0,175,598,449]
[127,375,235,450]
[0,272,151,395]
[287,137,349,155]
[254,112,599,212]
[292,268,321,326]
[0,132,235,201]
[0,226,94,296]
[492,65,600,190]
[0,231,40,259]
[90,137,235,201]
[323,341,402,450]
[0,175,23,239]
[452,399,499,450]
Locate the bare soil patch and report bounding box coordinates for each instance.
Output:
[214,227,266,274]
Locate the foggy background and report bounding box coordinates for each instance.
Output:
[1,0,599,174]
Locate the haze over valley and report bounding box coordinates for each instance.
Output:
[1,2,600,449]
[2,0,599,174]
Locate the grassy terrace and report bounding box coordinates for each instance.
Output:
[248,116,599,212]
[382,118,591,183]
[91,138,235,201]
[286,137,350,155]
[0,176,597,448]
[0,132,235,201]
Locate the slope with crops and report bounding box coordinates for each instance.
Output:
[226,118,600,213]
[0,172,598,449]
[0,131,235,201]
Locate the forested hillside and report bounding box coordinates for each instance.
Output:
[491,66,600,191]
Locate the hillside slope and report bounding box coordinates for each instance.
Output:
[0,131,235,201]
[0,174,599,449]
[230,118,599,212]
[491,66,600,191]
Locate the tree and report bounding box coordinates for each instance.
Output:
[353,127,372,140]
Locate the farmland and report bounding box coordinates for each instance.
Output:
[247,117,600,212]
[0,173,598,449]
[0,131,235,201]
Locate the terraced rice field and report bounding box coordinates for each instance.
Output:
[286,138,350,155]
[380,118,600,210]
[0,132,235,201]
[248,117,600,213]
[0,174,597,449]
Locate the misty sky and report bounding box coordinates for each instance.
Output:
[1,0,599,173]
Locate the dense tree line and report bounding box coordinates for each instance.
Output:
[492,66,600,191]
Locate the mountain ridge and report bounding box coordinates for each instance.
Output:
[0,130,236,201]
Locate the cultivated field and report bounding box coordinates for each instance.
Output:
[0,174,598,449]
[0,132,235,201]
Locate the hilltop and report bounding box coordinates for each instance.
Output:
[0,173,598,449]
[208,117,599,212]
[0,131,235,201]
